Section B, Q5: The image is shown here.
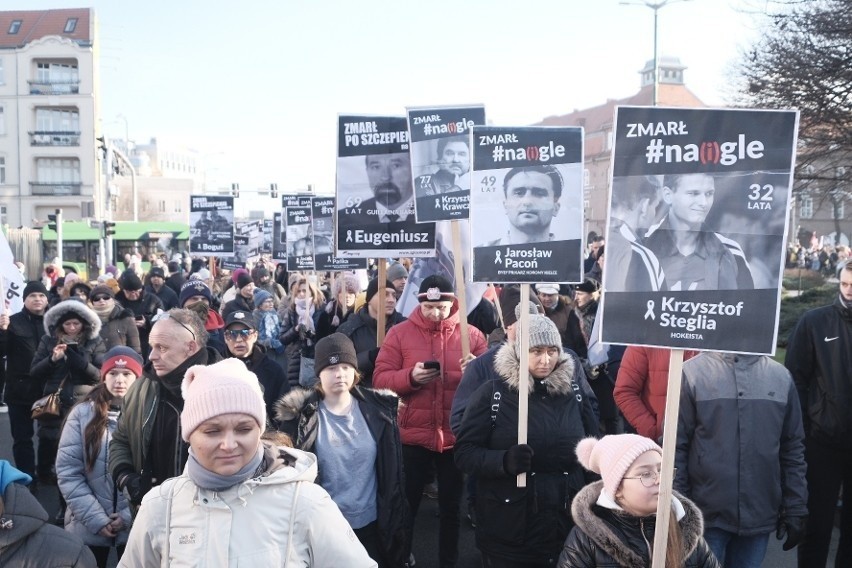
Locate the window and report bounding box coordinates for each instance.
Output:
[64,18,77,33]
[0,156,5,184]
[0,57,4,84]
[583,168,590,187]
[8,20,21,34]
[833,198,845,220]
[0,206,6,226]
[800,195,814,219]
[0,106,4,136]
[35,108,80,131]
[36,158,80,183]
[159,200,166,213]
[36,62,79,93]
[174,200,182,213]
[605,131,613,151]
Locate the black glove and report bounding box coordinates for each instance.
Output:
[64,348,88,372]
[119,472,145,506]
[503,444,534,476]
[368,347,380,365]
[776,514,807,551]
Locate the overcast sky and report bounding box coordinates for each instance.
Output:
[22,0,770,210]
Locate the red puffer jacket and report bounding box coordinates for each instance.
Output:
[613,346,698,440]
[374,300,487,452]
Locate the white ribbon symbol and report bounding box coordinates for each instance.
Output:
[644,300,656,320]
[346,230,353,243]
[495,250,502,264]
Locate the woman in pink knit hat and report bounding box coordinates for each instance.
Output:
[120,358,377,567]
[558,434,720,568]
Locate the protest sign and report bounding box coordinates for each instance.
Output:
[0,230,25,315]
[336,115,436,258]
[470,126,584,283]
[189,195,234,256]
[285,205,315,272]
[221,220,262,270]
[272,212,287,261]
[407,105,485,222]
[311,197,367,271]
[261,219,273,254]
[599,106,799,355]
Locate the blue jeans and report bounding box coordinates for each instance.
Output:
[703,528,769,568]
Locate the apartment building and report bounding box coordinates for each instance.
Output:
[0,8,99,227]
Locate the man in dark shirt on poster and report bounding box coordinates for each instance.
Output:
[340,152,414,226]
[483,165,562,247]
[644,172,753,291]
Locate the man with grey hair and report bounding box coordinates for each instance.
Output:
[109,308,223,509]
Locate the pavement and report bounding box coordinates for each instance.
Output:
[0,411,836,567]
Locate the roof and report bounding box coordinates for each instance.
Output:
[42,221,190,242]
[0,8,92,49]
[536,83,705,157]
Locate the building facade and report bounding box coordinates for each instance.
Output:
[0,8,100,227]
[536,56,704,239]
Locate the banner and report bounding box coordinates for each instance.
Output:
[470,126,584,283]
[261,219,273,254]
[335,115,436,258]
[407,105,485,222]
[272,212,287,261]
[311,197,368,271]
[599,106,799,355]
[286,205,315,272]
[0,229,25,315]
[189,195,234,256]
[397,220,488,318]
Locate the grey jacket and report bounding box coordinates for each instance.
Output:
[675,352,808,535]
[0,482,97,567]
[57,401,132,547]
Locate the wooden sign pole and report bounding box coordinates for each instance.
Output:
[651,348,685,568]
[376,259,387,347]
[517,283,531,488]
[450,221,470,358]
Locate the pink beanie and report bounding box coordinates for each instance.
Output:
[576,435,662,498]
[180,358,266,441]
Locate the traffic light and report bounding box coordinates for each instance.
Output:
[270,183,278,199]
[103,221,116,238]
[47,209,62,231]
[231,183,240,198]
[96,136,107,159]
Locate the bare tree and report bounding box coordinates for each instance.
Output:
[737,0,852,243]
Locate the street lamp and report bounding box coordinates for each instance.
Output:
[619,0,692,106]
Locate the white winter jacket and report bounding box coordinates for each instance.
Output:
[119,443,376,567]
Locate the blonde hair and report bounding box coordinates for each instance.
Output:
[289,278,324,309]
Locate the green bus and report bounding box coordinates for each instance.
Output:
[41,221,190,281]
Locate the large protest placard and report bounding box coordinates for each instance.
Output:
[261,219,273,254]
[407,105,485,222]
[0,229,25,315]
[599,106,799,355]
[336,115,436,258]
[285,205,315,272]
[311,196,368,271]
[470,126,584,283]
[272,212,287,261]
[189,195,234,256]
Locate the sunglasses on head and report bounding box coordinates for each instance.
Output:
[151,312,196,342]
[225,328,254,340]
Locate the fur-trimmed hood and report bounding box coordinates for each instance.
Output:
[43,299,102,339]
[571,481,705,567]
[493,342,576,397]
[274,385,399,423]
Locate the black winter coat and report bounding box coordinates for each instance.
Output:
[0,308,46,405]
[454,343,598,564]
[115,290,163,355]
[146,284,179,311]
[226,345,289,429]
[275,386,411,567]
[336,307,406,388]
[558,482,720,568]
[222,293,254,322]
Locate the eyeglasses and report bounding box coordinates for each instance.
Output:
[151,312,196,342]
[91,295,111,302]
[224,329,255,341]
[623,468,676,488]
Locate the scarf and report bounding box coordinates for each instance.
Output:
[92,299,115,322]
[574,300,598,346]
[295,298,316,332]
[186,444,265,491]
[186,301,209,324]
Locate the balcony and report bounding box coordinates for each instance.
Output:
[28,81,80,95]
[30,182,82,196]
[29,131,81,146]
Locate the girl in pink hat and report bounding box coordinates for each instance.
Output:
[558,434,720,568]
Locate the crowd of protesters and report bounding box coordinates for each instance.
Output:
[0,240,847,568]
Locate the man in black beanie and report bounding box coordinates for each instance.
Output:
[0,281,50,481]
[337,278,406,388]
[116,270,164,357]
